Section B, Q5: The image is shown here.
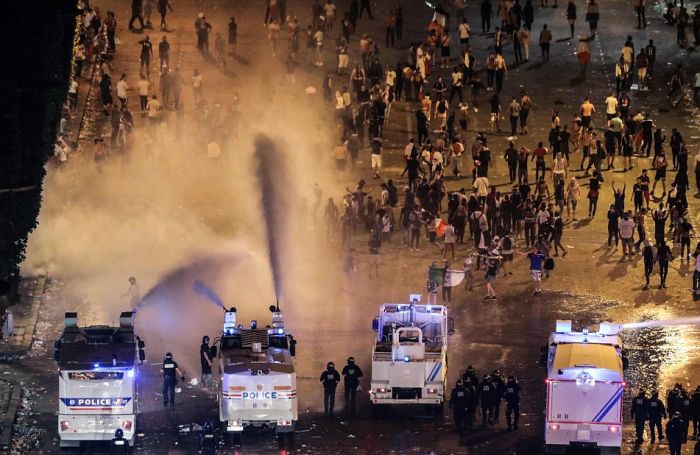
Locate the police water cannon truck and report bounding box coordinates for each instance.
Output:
[370,294,454,415]
[214,304,298,447]
[54,311,145,448]
[540,320,629,455]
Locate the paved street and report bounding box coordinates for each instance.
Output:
[6,0,700,453]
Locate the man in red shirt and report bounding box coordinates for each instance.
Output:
[531,142,548,181]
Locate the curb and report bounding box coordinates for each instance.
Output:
[0,276,48,358]
[21,276,47,352]
[0,382,20,453]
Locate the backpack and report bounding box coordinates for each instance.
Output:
[544,257,555,270]
[388,186,398,206]
[502,237,512,250]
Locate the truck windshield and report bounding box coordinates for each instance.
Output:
[67,372,124,380]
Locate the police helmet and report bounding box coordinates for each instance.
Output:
[115,428,124,438]
[347,357,355,364]
[508,375,515,381]
[203,421,213,431]
[202,336,210,344]
[327,361,335,369]
[456,379,463,386]
[165,352,173,359]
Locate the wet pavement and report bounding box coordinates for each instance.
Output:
[9,0,700,453]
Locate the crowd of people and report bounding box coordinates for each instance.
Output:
[52,0,700,450]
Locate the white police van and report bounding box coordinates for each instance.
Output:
[54,311,144,448]
[215,305,297,447]
[541,320,628,455]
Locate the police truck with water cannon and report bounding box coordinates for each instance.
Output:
[369,295,454,415]
[213,304,297,447]
[540,320,628,455]
[54,311,144,449]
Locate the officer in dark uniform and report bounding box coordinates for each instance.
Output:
[341,357,363,413]
[200,336,213,388]
[449,379,467,432]
[504,375,521,431]
[462,365,478,384]
[320,361,341,416]
[463,377,477,429]
[691,386,700,439]
[491,370,506,424]
[680,389,693,442]
[668,383,683,415]
[110,428,130,454]
[667,412,686,455]
[648,390,667,443]
[631,390,649,443]
[199,421,216,454]
[161,352,185,407]
[479,374,494,426]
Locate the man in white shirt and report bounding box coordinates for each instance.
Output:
[443,223,456,259]
[618,211,636,259]
[458,18,471,52]
[604,92,618,121]
[449,66,464,103]
[137,74,150,112]
[386,66,396,88]
[116,73,128,109]
[146,95,162,135]
[323,0,337,32]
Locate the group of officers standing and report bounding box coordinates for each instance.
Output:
[631,384,700,453]
[449,366,521,432]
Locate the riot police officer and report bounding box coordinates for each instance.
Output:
[668,383,683,415]
[161,352,185,407]
[341,357,363,412]
[463,377,477,429]
[504,375,521,431]
[320,361,341,416]
[691,385,700,439]
[199,421,216,454]
[667,412,686,455]
[491,370,506,424]
[110,428,130,454]
[449,379,467,432]
[200,336,213,388]
[648,390,667,443]
[479,374,494,426]
[462,365,478,384]
[631,390,649,444]
[680,389,693,442]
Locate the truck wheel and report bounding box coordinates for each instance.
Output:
[434,403,444,417]
[232,432,242,448]
[277,433,295,450]
[371,403,387,418]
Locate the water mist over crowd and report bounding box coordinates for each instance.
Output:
[22,53,344,374]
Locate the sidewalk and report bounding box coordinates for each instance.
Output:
[0,277,47,358]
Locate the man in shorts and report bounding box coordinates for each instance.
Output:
[639,169,651,208]
[526,247,545,295]
[370,135,383,179]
